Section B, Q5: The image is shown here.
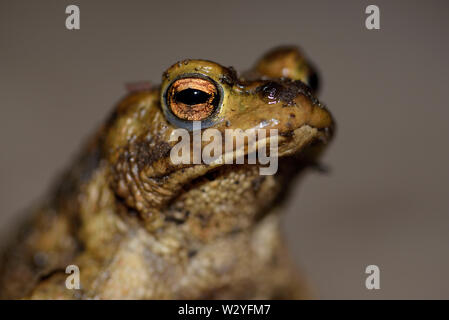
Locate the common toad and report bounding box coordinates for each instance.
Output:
[0,46,334,299]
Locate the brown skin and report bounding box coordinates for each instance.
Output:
[0,46,334,299]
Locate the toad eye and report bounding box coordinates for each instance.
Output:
[307,72,319,92]
[166,77,220,122]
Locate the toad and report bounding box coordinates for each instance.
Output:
[0,46,334,299]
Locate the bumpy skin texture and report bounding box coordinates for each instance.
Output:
[0,46,334,299]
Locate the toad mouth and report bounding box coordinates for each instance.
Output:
[147,124,332,187]
[116,123,333,214]
[176,124,333,205]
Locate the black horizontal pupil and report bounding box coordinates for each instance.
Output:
[175,88,210,105]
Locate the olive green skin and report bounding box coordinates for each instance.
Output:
[0,46,334,299]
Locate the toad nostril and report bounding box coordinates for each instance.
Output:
[257,81,283,104]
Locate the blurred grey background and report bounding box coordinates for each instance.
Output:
[1,0,448,299]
